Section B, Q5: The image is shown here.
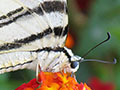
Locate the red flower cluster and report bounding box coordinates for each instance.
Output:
[16,72,91,90]
[89,77,115,90]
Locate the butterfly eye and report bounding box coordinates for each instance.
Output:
[70,61,79,69]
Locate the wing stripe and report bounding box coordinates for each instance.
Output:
[34,47,71,61]
[0,1,66,28]
[15,28,52,44]
[0,25,69,51]
[54,27,63,36]
[0,47,71,71]
[42,1,67,13]
[0,7,24,20]
[0,60,33,70]
[63,25,68,36]
[0,7,43,28]
[0,25,68,51]
[0,27,52,51]
[54,25,68,36]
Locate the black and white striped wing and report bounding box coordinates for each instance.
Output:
[0,0,68,73]
[0,0,68,52]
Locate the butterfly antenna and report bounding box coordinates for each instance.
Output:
[78,32,117,64]
[79,58,117,64]
[82,32,111,58]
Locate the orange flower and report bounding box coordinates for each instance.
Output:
[16,72,91,90]
[65,32,75,48]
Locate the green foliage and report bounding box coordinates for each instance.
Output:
[72,0,120,90]
[0,70,35,90]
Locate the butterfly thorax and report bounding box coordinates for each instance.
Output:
[28,47,81,73]
[0,46,80,74]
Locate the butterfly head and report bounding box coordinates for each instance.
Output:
[64,47,83,73]
[70,55,83,72]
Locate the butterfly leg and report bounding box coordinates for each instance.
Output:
[60,70,64,76]
[70,72,74,77]
[70,72,77,81]
[36,63,42,84]
[71,72,76,79]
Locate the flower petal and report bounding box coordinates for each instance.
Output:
[16,72,92,90]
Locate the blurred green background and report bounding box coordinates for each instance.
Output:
[0,0,120,90]
[69,0,120,90]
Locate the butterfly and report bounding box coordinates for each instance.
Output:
[0,0,82,74]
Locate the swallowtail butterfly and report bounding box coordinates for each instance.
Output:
[0,0,81,74]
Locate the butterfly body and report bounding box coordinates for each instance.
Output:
[0,47,80,74]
